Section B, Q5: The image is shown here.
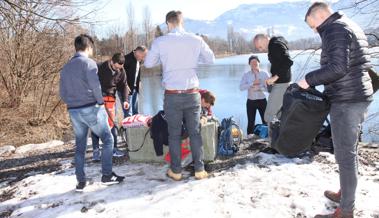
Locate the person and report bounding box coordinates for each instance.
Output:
[59,34,124,192]
[239,55,270,136]
[91,53,130,160]
[144,10,215,181]
[253,33,293,127]
[121,46,148,117]
[199,89,216,117]
[298,2,373,217]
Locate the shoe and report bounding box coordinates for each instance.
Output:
[92,149,101,162]
[324,190,341,203]
[314,207,354,218]
[75,181,86,192]
[101,172,125,185]
[113,149,125,157]
[195,170,208,180]
[166,169,182,181]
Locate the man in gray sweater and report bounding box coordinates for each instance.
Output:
[60,34,124,192]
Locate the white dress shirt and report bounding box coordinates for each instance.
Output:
[144,28,215,90]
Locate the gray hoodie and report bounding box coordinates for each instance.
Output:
[59,52,104,109]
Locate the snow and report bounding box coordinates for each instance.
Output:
[15,140,64,154]
[0,145,15,156]
[1,152,378,218]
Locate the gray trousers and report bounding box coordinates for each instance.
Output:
[330,101,370,213]
[264,83,290,123]
[164,92,204,174]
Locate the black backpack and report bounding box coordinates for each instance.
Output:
[270,84,330,157]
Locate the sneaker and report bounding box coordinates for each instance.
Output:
[324,190,341,203]
[166,169,182,181]
[101,172,125,185]
[75,181,86,192]
[195,170,208,180]
[314,207,354,218]
[92,149,101,162]
[113,149,125,157]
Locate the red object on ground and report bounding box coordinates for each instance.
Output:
[103,96,116,128]
[164,138,191,163]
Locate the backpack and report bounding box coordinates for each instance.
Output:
[271,84,330,157]
[217,117,243,156]
[253,124,269,138]
[368,68,379,93]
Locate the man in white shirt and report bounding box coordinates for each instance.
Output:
[144,10,215,181]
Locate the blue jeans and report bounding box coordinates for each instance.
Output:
[330,101,370,213]
[68,105,114,182]
[124,90,139,117]
[164,92,204,174]
[91,127,118,150]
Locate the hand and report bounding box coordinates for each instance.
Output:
[266,78,274,86]
[297,79,310,89]
[123,101,130,110]
[253,79,260,85]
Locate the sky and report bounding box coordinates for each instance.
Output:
[88,0,312,35]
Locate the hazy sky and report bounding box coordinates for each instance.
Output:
[93,0,311,25]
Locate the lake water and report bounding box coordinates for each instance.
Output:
[138,51,379,142]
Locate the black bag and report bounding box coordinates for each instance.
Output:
[368,68,379,93]
[311,120,334,154]
[271,84,330,156]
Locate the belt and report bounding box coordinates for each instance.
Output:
[164,88,199,94]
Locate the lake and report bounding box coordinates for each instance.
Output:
[137,51,379,142]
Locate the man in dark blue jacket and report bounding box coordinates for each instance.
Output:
[298,2,373,217]
[60,34,124,192]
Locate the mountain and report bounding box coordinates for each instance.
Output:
[181,0,377,41]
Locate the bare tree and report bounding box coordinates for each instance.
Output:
[142,6,154,48]
[0,0,95,124]
[125,1,137,53]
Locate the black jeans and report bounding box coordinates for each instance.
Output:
[246,99,267,134]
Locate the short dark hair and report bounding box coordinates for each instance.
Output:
[74,34,94,52]
[253,33,268,43]
[166,10,183,24]
[134,45,147,52]
[305,2,330,21]
[248,55,260,64]
[111,53,125,65]
[201,91,216,106]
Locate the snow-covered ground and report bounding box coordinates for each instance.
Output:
[1,152,378,218]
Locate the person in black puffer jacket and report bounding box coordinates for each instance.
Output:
[298,2,373,218]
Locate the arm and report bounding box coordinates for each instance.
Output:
[117,69,129,101]
[199,39,215,64]
[144,40,161,68]
[239,73,252,91]
[305,28,351,86]
[85,60,104,105]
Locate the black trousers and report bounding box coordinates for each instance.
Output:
[246,99,267,134]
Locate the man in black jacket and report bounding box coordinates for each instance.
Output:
[298,2,373,218]
[121,46,148,117]
[92,53,130,159]
[253,34,293,125]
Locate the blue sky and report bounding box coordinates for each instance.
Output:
[87,0,339,36]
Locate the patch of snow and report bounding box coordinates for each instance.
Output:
[1,153,378,218]
[15,140,64,154]
[0,145,16,156]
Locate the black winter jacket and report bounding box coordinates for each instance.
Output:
[124,52,142,94]
[268,36,293,84]
[305,12,373,103]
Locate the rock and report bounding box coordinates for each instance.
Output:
[0,145,16,156]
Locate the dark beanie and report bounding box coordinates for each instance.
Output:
[248,55,260,64]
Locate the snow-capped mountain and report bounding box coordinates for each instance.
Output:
[181,0,377,40]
